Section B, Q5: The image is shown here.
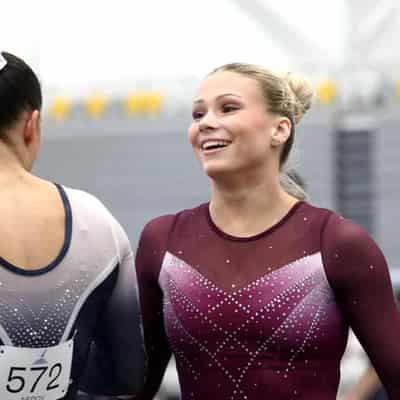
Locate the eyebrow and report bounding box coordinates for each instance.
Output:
[193,93,243,104]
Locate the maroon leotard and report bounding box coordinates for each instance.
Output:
[135,201,400,399]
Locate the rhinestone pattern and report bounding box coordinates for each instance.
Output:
[0,271,91,347]
[159,251,346,399]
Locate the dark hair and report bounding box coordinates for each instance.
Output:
[0,51,42,135]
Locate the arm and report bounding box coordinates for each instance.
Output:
[322,213,400,399]
[79,223,147,398]
[135,216,175,400]
[100,249,147,396]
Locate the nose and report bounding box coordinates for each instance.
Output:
[198,110,219,132]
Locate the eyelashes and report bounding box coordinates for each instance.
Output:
[191,104,241,120]
[192,110,204,120]
[222,104,240,113]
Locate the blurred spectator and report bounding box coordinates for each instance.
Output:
[340,288,400,400]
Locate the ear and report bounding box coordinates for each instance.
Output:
[23,110,41,146]
[270,117,292,147]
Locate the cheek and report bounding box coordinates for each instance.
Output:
[238,119,271,147]
[251,115,271,135]
[251,120,274,147]
[188,124,198,147]
[234,110,270,137]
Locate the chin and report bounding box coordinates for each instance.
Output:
[202,160,237,180]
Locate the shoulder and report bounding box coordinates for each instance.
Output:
[292,201,334,237]
[136,204,206,271]
[299,201,333,221]
[319,210,387,289]
[300,202,368,245]
[140,214,176,241]
[61,185,130,258]
[321,210,376,254]
[62,186,111,214]
[139,203,206,247]
[62,185,120,228]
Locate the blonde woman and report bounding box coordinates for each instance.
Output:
[135,63,400,399]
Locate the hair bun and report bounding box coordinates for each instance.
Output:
[285,73,315,123]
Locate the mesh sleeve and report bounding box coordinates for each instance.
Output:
[81,250,146,397]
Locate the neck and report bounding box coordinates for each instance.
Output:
[0,141,31,185]
[209,169,299,237]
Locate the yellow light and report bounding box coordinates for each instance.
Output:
[86,94,107,118]
[395,80,400,98]
[49,97,71,121]
[125,93,146,114]
[125,91,164,115]
[144,92,163,113]
[317,80,337,104]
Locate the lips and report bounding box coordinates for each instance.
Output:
[200,139,232,151]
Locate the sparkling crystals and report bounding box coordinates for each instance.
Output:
[0,270,92,347]
[161,251,336,397]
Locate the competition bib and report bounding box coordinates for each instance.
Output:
[0,339,73,400]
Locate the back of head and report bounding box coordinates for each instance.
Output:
[0,51,42,136]
[210,63,315,200]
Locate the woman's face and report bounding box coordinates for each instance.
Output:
[188,71,288,180]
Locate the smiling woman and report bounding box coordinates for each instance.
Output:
[135,62,400,400]
[189,63,313,201]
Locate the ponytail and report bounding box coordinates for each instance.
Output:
[280,168,307,200]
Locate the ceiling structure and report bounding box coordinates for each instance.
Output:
[232,0,400,76]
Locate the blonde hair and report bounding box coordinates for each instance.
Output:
[210,63,315,200]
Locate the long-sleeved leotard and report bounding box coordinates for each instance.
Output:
[135,201,400,400]
[0,184,145,399]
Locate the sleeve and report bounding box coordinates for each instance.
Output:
[80,221,147,398]
[321,213,400,399]
[135,216,175,400]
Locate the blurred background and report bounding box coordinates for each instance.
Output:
[3,0,400,398]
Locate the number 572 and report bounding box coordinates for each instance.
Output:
[6,364,62,394]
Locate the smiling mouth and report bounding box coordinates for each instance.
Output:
[201,139,232,151]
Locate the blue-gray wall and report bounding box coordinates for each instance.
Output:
[34,107,400,271]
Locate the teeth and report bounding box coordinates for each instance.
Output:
[201,140,230,150]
